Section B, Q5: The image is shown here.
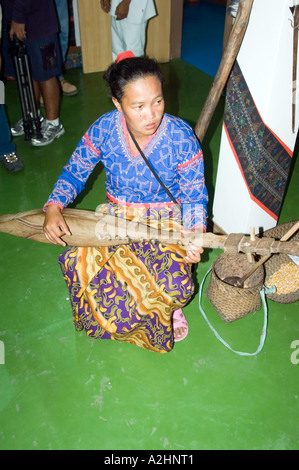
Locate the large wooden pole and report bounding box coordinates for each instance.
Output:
[0,208,299,256]
[194,0,254,143]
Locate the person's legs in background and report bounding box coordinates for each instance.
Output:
[111,17,126,61]
[111,19,147,60]
[0,7,23,172]
[55,0,78,96]
[0,104,24,172]
[11,34,65,147]
[30,38,65,147]
[120,21,147,58]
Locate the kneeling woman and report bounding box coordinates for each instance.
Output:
[43,52,208,353]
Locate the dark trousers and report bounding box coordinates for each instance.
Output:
[0,104,15,157]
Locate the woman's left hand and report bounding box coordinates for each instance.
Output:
[180,227,204,264]
[184,245,204,264]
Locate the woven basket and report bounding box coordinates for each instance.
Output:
[263,221,299,304]
[206,253,265,323]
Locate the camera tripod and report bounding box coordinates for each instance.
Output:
[9,37,42,141]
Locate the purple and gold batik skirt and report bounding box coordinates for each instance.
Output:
[58,201,194,353]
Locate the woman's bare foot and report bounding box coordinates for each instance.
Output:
[173,309,189,342]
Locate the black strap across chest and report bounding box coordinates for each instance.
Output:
[127,126,180,208]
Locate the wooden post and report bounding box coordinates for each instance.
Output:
[194,0,254,143]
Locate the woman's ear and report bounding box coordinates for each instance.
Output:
[112,97,122,112]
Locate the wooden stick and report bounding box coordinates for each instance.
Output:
[235,221,299,287]
[246,226,256,263]
[194,0,254,143]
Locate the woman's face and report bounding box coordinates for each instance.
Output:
[112,75,165,140]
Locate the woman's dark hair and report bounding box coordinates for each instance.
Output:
[103,56,165,102]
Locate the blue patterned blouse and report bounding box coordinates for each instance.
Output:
[45,110,208,230]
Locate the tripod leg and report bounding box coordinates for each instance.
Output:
[20,55,35,140]
[10,39,42,140]
[13,54,35,141]
[24,54,42,138]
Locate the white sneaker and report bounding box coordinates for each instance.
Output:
[31,121,65,147]
[11,115,45,137]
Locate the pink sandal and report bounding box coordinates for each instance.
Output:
[173,309,189,342]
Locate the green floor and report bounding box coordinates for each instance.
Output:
[0,62,298,450]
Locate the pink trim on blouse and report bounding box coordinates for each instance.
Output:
[84,132,101,155]
[177,151,203,170]
[107,192,179,208]
[43,202,64,212]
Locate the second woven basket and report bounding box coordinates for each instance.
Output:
[206,253,265,323]
[263,221,299,304]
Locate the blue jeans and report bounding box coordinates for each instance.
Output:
[55,0,69,79]
[0,104,15,157]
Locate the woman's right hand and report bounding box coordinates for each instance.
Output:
[43,205,71,246]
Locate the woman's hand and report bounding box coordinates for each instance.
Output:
[43,205,71,246]
[184,245,204,264]
[181,227,204,264]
